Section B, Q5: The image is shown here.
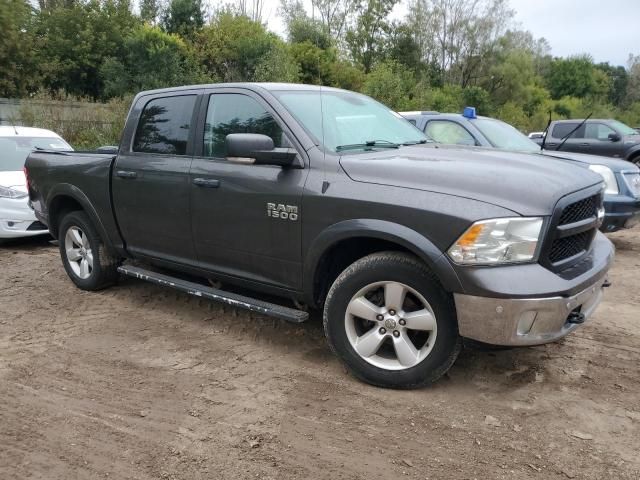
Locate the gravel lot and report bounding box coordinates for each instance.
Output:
[1,230,639,479]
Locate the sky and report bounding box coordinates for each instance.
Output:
[262,0,639,68]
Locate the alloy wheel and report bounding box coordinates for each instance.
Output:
[64,226,94,280]
[344,281,438,370]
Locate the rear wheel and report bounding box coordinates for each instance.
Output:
[323,252,461,389]
[59,211,119,290]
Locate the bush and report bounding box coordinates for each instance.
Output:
[13,92,130,150]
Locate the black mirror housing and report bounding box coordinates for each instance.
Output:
[608,132,621,142]
[225,133,298,167]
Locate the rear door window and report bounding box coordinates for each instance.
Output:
[203,94,283,158]
[133,95,197,155]
[551,123,584,139]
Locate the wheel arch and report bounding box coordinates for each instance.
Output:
[626,147,640,164]
[304,219,463,307]
[47,184,114,251]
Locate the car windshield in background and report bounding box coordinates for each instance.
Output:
[609,120,638,136]
[0,136,71,171]
[472,118,539,153]
[273,89,428,153]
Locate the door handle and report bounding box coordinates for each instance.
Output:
[546,143,558,147]
[193,178,220,188]
[580,143,590,146]
[116,170,137,179]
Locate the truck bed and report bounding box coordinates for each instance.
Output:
[25,150,122,249]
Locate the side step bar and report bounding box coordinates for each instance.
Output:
[117,265,309,323]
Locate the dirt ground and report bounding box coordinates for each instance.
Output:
[1,230,639,480]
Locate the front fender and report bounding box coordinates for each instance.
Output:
[303,219,464,303]
[625,144,640,162]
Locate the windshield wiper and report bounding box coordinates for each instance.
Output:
[402,139,429,145]
[540,111,552,151]
[335,140,400,152]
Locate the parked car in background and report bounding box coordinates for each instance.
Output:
[529,119,640,164]
[401,109,640,232]
[0,127,72,240]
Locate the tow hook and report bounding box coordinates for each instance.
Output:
[567,311,586,324]
[602,279,612,288]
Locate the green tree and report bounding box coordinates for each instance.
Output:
[162,0,204,37]
[100,24,203,98]
[362,60,417,110]
[0,0,38,97]
[545,55,599,100]
[346,0,398,73]
[33,0,139,98]
[385,22,422,73]
[253,43,300,83]
[140,0,160,24]
[195,12,288,82]
[289,41,337,84]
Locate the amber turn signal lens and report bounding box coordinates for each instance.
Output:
[457,223,485,247]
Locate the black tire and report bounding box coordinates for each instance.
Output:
[58,211,119,291]
[323,252,461,389]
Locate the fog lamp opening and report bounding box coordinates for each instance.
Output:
[516,311,537,335]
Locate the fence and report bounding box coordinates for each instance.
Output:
[0,97,128,149]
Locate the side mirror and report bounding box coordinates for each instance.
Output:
[608,132,621,142]
[225,133,298,167]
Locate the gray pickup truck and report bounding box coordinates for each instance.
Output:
[532,119,640,164]
[25,83,614,389]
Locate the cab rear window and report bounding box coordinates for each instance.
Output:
[133,95,196,155]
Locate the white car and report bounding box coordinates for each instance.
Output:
[0,127,72,240]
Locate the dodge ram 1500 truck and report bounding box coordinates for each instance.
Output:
[25,83,615,389]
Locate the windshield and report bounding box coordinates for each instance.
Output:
[472,118,539,153]
[0,136,72,171]
[609,120,638,136]
[272,89,428,153]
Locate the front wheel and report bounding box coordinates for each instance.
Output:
[323,252,461,389]
[59,211,119,291]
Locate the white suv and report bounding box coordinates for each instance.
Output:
[0,126,72,240]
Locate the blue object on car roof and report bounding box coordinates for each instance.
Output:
[463,107,477,119]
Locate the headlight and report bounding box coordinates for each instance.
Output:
[0,186,28,199]
[448,217,544,265]
[588,165,618,194]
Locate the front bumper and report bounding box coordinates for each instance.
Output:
[600,195,640,232]
[0,219,48,239]
[453,233,614,346]
[0,196,49,239]
[455,277,607,346]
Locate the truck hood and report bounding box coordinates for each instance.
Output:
[541,150,638,172]
[339,144,604,216]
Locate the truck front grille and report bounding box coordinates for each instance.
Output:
[542,191,601,270]
[548,230,592,263]
[558,195,598,225]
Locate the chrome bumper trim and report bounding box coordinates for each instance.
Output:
[454,277,608,346]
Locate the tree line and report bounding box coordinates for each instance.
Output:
[2,0,640,133]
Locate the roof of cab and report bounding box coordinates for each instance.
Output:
[0,126,64,138]
[133,82,350,98]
